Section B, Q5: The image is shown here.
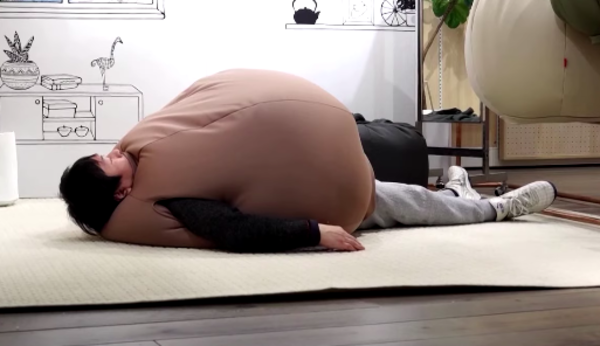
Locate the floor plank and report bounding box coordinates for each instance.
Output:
[358,324,600,346]
[0,287,577,333]
[3,290,600,346]
[89,343,159,346]
[155,306,600,346]
[365,287,592,307]
[488,166,600,199]
[0,298,378,333]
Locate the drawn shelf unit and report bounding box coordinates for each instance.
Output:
[286,0,416,32]
[0,83,143,145]
[0,0,165,20]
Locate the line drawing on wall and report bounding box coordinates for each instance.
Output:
[0,0,165,20]
[1,31,40,91]
[0,31,143,146]
[286,0,416,31]
[91,36,123,91]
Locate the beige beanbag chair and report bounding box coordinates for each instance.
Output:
[465,0,600,124]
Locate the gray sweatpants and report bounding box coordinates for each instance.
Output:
[358,180,497,230]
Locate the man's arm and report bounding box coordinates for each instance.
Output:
[158,198,321,253]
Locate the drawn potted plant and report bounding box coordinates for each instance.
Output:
[293,0,320,24]
[1,31,40,90]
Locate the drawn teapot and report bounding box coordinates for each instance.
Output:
[293,0,320,25]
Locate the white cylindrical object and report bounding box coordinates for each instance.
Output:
[0,132,19,206]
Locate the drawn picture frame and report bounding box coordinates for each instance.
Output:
[0,0,165,20]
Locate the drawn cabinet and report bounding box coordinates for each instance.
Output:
[0,84,142,145]
[0,96,43,140]
[94,96,140,141]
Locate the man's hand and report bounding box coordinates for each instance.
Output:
[318,224,365,251]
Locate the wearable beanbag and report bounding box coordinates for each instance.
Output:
[354,113,429,187]
[101,69,376,249]
[465,0,600,124]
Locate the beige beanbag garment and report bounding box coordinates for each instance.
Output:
[465,0,600,124]
[101,69,376,249]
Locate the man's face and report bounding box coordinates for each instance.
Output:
[93,149,134,200]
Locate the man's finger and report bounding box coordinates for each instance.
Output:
[345,235,364,251]
[344,236,357,250]
[354,239,365,251]
[351,237,365,251]
[343,241,357,251]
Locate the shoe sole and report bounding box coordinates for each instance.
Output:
[548,180,558,203]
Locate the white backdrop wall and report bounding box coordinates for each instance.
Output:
[0,0,446,198]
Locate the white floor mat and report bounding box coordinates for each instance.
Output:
[2,199,600,308]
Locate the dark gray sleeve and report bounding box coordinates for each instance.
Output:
[158,198,321,253]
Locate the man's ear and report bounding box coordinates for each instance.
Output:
[114,187,131,201]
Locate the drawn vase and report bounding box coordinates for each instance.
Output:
[0,61,40,90]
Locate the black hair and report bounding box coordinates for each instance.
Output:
[59,154,122,235]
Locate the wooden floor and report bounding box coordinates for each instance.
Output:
[483,165,600,217]
[2,166,600,346]
[3,288,600,346]
[490,165,600,199]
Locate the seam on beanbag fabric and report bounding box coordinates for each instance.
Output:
[138,98,352,154]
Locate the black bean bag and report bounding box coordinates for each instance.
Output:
[354,113,429,187]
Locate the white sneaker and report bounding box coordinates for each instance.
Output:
[444,166,482,200]
[488,181,557,221]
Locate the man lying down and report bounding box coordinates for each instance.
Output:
[58,69,557,253]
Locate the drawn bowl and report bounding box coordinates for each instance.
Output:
[75,126,90,137]
[57,126,71,137]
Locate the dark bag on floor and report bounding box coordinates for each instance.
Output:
[354,113,429,187]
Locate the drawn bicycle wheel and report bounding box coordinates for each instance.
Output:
[380,0,411,27]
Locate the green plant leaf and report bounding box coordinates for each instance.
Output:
[445,0,470,28]
[431,0,471,29]
[431,0,448,17]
